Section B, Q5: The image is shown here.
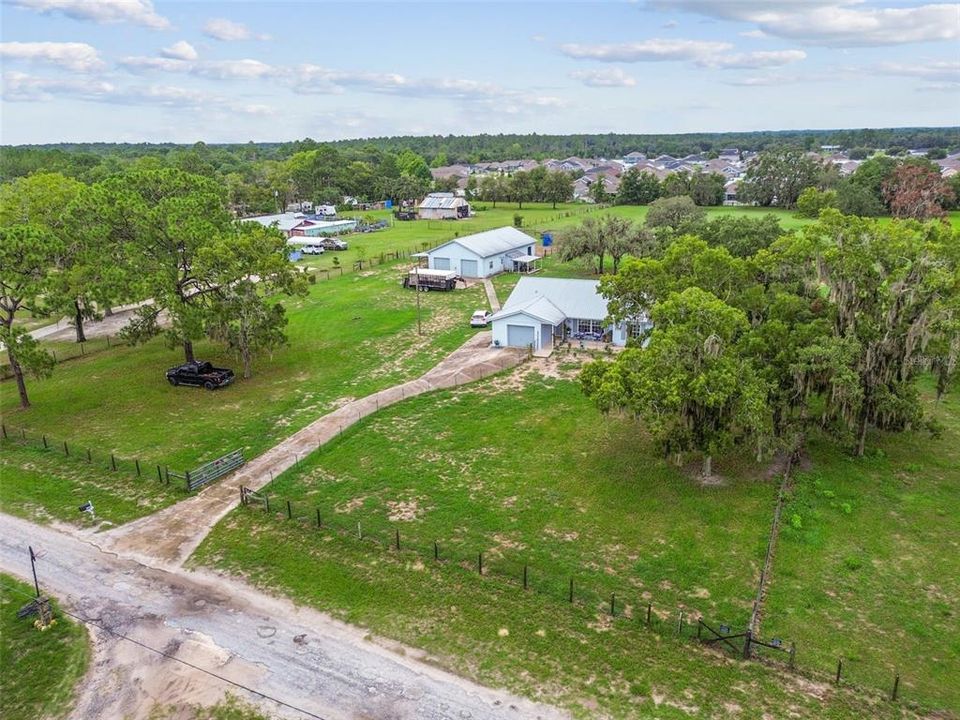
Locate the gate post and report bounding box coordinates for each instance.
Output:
[743,629,752,659]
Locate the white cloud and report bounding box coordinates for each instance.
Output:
[873,60,960,83]
[699,49,807,69]
[559,38,732,62]
[11,0,169,30]
[202,18,269,42]
[739,29,767,39]
[160,41,198,62]
[2,69,279,117]
[662,20,679,28]
[571,67,637,87]
[0,41,105,72]
[2,71,115,101]
[120,56,279,81]
[292,64,566,116]
[651,1,959,47]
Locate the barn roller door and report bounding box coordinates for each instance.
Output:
[461,259,479,277]
[434,257,451,270]
[506,324,535,348]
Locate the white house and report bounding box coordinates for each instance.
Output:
[418,192,470,220]
[420,226,536,278]
[242,212,358,237]
[490,277,651,351]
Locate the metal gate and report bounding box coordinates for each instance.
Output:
[184,449,244,491]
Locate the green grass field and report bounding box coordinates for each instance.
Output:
[0,440,185,527]
[0,574,90,720]
[762,380,960,710]
[1,263,486,471]
[193,362,955,717]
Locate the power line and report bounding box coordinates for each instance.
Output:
[1,580,330,720]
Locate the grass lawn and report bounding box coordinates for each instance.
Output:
[762,379,960,711]
[0,440,185,528]
[193,366,927,718]
[1,263,486,473]
[0,574,90,720]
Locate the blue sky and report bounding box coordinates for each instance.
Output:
[1,1,958,144]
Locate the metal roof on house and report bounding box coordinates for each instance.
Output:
[243,212,307,232]
[419,193,468,209]
[490,296,567,326]
[427,226,533,259]
[496,277,610,322]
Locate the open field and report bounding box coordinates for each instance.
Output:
[193,362,960,716]
[0,440,184,528]
[1,263,487,472]
[201,365,776,623]
[763,379,960,710]
[0,574,90,720]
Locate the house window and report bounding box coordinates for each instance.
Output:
[489,261,494,269]
[577,319,604,335]
[628,322,647,338]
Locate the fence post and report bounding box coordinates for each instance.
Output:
[135,459,141,477]
[20,428,26,440]
[1,424,6,439]
[891,673,900,701]
[80,342,85,356]
[286,500,292,519]
[478,552,483,575]
[523,564,528,590]
[184,470,191,491]
[646,603,652,626]
[697,619,702,640]
[111,454,117,472]
[568,578,574,603]
[610,593,616,616]
[157,464,162,481]
[433,541,439,561]
[743,628,752,658]
[395,529,400,551]
[265,495,270,513]
[357,521,362,539]
[63,441,69,457]
[240,486,246,505]
[316,508,322,528]
[678,610,684,636]
[42,434,48,449]
[87,449,92,463]
[835,658,843,685]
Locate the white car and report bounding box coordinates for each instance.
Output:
[470,310,492,327]
[301,244,325,255]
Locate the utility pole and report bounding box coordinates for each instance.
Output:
[28,545,40,598]
[415,264,422,336]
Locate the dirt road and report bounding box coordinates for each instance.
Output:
[0,513,568,720]
[102,332,525,568]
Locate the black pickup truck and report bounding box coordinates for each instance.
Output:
[165,361,234,390]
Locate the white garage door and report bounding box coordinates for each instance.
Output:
[507,324,535,348]
[434,257,451,270]
[461,259,479,277]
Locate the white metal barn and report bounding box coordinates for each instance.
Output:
[418,192,470,220]
[421,226,536,279]
[490,277,651,351]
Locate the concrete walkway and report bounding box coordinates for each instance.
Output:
[101,332,525,568]
[482,278,501,311]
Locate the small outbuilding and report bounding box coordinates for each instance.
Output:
[418,192,470,220]
[490,277,651,351]
[419,226,536,279]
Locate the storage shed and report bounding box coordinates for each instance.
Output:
[418,192,470,220]
[420,226,536,278]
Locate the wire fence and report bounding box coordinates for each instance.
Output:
[238,482,919,710]
[0,334,126,380]
[0,422,191,494]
